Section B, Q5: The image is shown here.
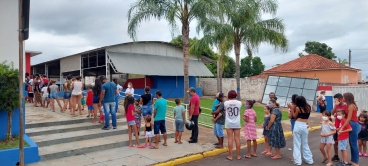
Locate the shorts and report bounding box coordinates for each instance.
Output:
[135,118,141,128]
[128,120,136,126]
[50,92,58,99]
[87,106,94,111]
[338,139,348,150]
[145,131,153,138]
[175,120,184,132]
[35,93,42,101]
[213,123,224,137]
[63,91,71,99]
[154,120,167,135]
[93,96,100,104]
[28,93,34,98]
[141,105,152,117]
[42,96,48,101]
[321,135,334,144]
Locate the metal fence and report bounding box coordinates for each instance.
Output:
[332,86,368,114]
[118,93,214,128]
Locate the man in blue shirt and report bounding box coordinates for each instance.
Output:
[99,76,118,130]
[151,90,168,149]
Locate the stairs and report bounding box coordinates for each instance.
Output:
[26,115,174,161]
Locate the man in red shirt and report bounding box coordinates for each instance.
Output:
[331,93,347,162]
[187,87,200,143]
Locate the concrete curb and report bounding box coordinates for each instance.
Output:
[153,125,322,166]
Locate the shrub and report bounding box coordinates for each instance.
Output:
[0,61,20,142]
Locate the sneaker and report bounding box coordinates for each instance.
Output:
[332,155,340,162]
[101,127,110,130]
[113,127,117,129]
[188,140,197,143]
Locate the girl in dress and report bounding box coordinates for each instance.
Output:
[243,100,257,158]
[320,111,336,166]
[262,105,271,155]
[358,113,368,157]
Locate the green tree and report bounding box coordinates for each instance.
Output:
[128,0,219,104]
[170,35,217,60]
[337,58,348,65]
[196,0,288,99]
[223,57,236,78]
[240,56,265,77]
[299,41,337,59]
[0,61,20,142]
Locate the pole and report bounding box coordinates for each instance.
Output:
[18,0,25,165]
[349,49,351,67]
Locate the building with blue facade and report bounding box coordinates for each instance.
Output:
[31,41,213,99]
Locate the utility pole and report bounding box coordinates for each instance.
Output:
[18,0,25,165]
[349,49,351,67]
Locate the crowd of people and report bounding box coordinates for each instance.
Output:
[25,73,367,166]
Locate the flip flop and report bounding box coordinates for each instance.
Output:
[271,156,281,159]
[322,158,328,163]
[251,154,257,157]
[236,157,241,160]
[244,155,251,159]
[226,157,232,161]
[150,146,158,149]
[162,143,167,146]
[261,151,268,154]
[137,145,146,148]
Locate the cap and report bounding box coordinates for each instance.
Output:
[186,87,196,93]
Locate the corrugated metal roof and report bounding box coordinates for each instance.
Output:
[107,51,213,77]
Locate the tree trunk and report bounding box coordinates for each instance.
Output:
[6,111,12,142]
[217,55,224,93]
[182,5,190,104]
[246,46,253,59]
[234,40,241,100]
[217,60,220,92]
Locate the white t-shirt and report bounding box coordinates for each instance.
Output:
[117,84,122,91]
[224,100,242,129]
[41,87,48,97]
[125,88,134,96]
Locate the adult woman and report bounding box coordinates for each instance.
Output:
[317,91,327,123]
[288,94,298,132]
[341,93,360,166]
[34,76,43,107]
[49,80,63,112]
[92,79,102,124]
[113,78,123,113]
[224,90,242,161]
[71,76,84,116]
[140,86,153,122]
[123,82,134,112]
[63,75,72,112]
[290,96,313,165]
[266,99,286,159]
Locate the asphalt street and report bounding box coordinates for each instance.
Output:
[181,130,368,166]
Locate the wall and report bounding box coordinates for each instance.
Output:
[264,69,359,84]
[332,86,368,114]
[26,53,31,74]
[198,78,267,101]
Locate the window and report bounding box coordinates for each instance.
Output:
[262,76,319,108]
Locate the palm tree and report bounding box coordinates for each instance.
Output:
[127,0,219,104]
[197,0,288,100]
[337,58,348,65]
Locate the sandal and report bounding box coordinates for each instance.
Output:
[251,154,257,157]
[363,153,368,157]
[244,155,251,159]
[261,151,268,155]
[326,163,333,166]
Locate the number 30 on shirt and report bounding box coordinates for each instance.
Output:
[227,107,239,116]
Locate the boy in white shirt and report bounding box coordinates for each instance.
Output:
[41,84,49,108]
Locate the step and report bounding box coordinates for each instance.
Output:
[26,114,125,129]
[30,123,134,147]
[39,131,175,161]
[26,119,128,137]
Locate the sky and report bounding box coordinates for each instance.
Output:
[27,0,368,79]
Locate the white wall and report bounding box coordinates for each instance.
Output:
[0,0,25,77]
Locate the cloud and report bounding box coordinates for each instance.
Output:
[27,0,368,77]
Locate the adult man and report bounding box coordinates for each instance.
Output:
[269,92,276,100]
[99,76,118,130]
[212,92,225,148]
[331,93,347,162]
[151,90,168,149]
[188,87,200,143]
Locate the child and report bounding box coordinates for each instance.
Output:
[86,86,93,117]
[41,84,49,108]
[98,106,105,124]
[337,110,352,166]
[144,115,154,147]
[211,93,221,118]
[243,100,257,158]
[262,105,271,156]
[358,113,368,157]
[320,111,336,166]
[125,96,143,148]
[173,99,186,144]
[81,93,86,111]
[134,99,142,136]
